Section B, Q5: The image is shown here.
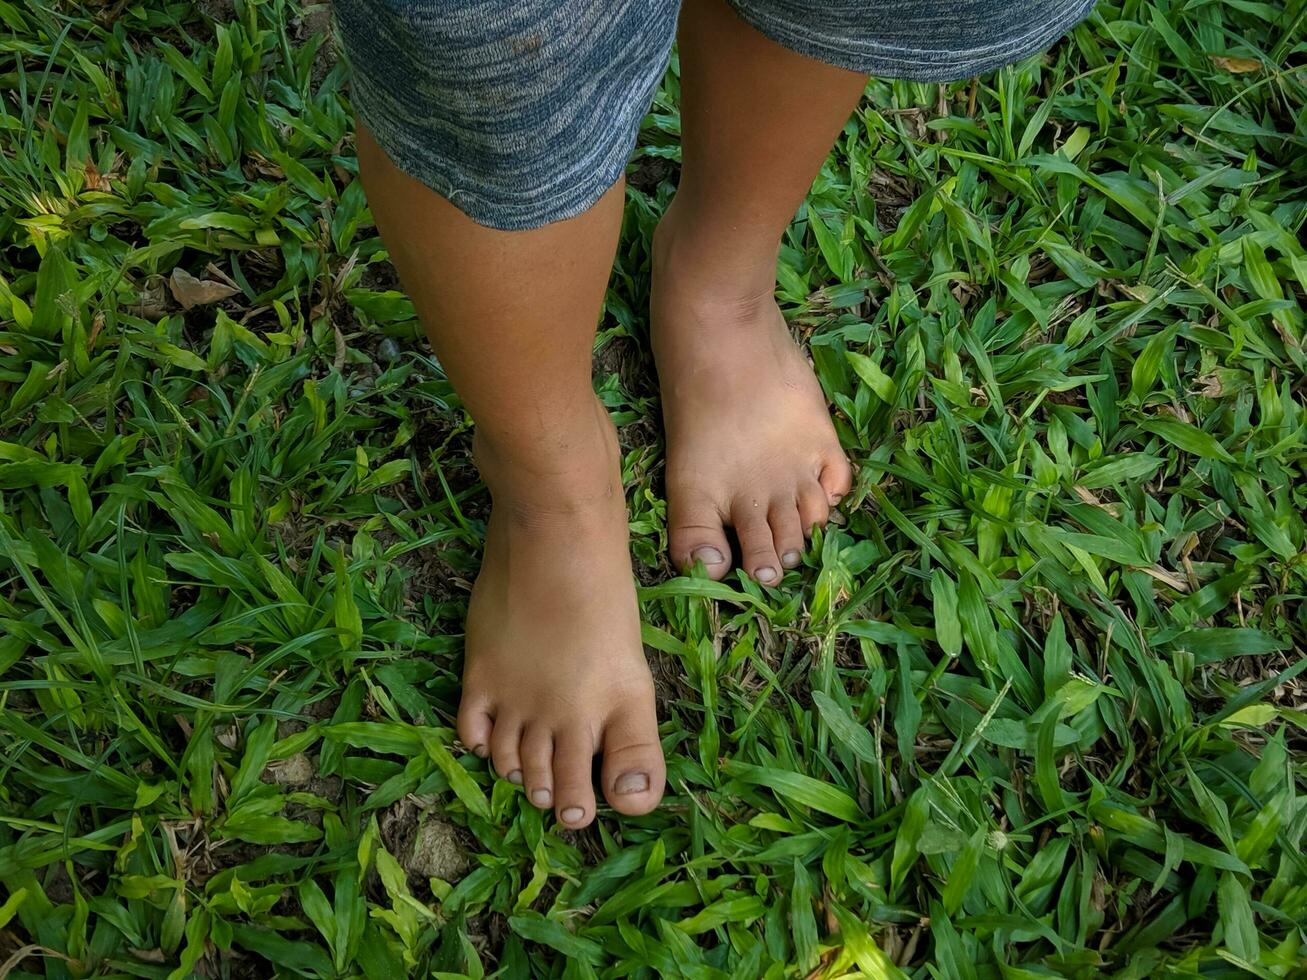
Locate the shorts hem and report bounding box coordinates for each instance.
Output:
[342,12,669,232]
[725,0,1096,82]
[353,94,628,230]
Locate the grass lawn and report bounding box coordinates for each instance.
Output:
[1,0,1306,976]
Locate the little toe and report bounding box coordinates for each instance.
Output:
[456,698,493,760]
[600,696,665,816]
[669,491,731,579]
[489,715,524,785]
[797,482,832,537]
[732,501,783,585]
[520,726,554,809]
[768,498,806,569]
[819,455,853,505]
[552,732,598,828]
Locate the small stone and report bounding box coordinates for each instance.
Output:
[406,817,471,881]
[266,752,315,787]
[377,338,402,363]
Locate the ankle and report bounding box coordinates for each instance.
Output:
[473,406,623,516]
[654,197,780,300]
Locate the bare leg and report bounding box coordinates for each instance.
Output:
[655,0,865,580]
[356,125,664,828]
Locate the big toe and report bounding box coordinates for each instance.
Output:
[668,490,731,579]
[600,693,665,816]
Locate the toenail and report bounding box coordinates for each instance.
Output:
[507,769,522,785]
[531,788,552,806]
[615,771,649,795]
[755,566,779,584]
[782,551,802,567]
[472,744,488,758]
[560,806,585,824]
[692,547,725,567]
[830,493,844,506]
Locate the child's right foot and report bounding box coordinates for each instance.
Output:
[455,413,665,829]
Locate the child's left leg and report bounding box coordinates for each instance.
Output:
[655,0,865,583]
[657,0,1096,581]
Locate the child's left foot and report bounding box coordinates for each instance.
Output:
[652,211,852,582]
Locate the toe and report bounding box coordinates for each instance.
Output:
[552,731,598,829]
[797,482,831,537]
[520,726,554,809]
[456,696,493,760]
[819,455,853,505]
[732,499,783,585]
[489,714,524,786]
[769,497,806,569]
[668,490,731,580]
[600,696,665,816]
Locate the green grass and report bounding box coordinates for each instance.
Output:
[1,0,1305,976]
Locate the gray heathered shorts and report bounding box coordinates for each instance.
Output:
[334,0,1095,230]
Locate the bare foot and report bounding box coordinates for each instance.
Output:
[653,207,852,582]
[455,408,665,828]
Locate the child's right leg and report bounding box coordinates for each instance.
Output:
[339,0,681,828]
[356,135,665,829]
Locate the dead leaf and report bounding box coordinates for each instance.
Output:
[246,150,284,179]
[1141,566,1189,593]
[169,267,239,310]
[87,311,104,353]
[202,261,241,289]
[1210,56,1261,74]
[129,275,170,320]
[1116,282,1157,303]
[1195,372,1224,398]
